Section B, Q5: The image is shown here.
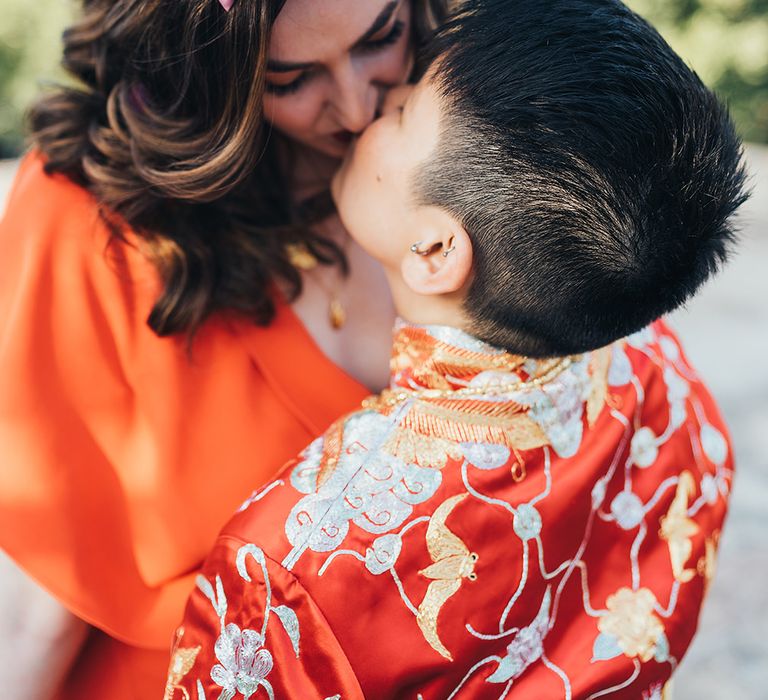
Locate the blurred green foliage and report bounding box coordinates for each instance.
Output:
[627,0,768,144]
[0,0,766,156]
[0,0,74,157]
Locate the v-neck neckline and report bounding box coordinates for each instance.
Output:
[232,297,371,438]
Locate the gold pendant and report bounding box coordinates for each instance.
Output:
[285,243,319,271]
[329,298,346,329]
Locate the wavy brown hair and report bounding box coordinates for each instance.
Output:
[30,0,447,336]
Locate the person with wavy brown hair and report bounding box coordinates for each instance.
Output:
[0,1,448,697]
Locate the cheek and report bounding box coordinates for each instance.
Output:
[350,121,395,189]
[263,90,323,137]
[340,124,406,243]
[364,29,413,86]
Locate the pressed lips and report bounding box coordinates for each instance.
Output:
[331,130,355,145]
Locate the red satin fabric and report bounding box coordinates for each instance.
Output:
[170,321,730,699]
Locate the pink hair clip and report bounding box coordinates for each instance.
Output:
[219,0,234,10]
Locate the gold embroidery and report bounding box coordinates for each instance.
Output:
[164,627,201,700]
[382,427,463,469]
[370,356,578,408]
[697,529,720,593]
[659,471,700,583]
[587,346,612,427]
[374,397,548,472]
[416,493,478,660]
[598,587,664,662]
[401,400,547,449]
[510,446,528,482]
[390,326,529,392]
[316,418,346,489]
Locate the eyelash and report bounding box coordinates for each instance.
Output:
[360,19,406,53]
[266,20,406,97]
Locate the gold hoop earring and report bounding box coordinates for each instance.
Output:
[442,245,456,257]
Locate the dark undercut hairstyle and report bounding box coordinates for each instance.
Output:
[415,0,749,357]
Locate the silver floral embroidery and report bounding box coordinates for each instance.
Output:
[610,491,645,530]
[626,326,654,349]
[211,624,273,700]
[608,344,633,386]
[289,437,325,494]
[699,475,717,507]
[513,503,542,541]
[365,534,403,575]
[663,366,690,430]
[486,588,551,684]
[630,427,658,468]
[271,606,300,657]
[700,423,728,466]
[460,442,511,470]
[591,477,609,509]
[511,356,592,458]
[194,544,304,700]
[283,412,442,570]
[658,335,680,362]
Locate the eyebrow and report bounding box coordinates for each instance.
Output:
[266,1,399,73]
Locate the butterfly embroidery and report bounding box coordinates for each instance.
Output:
[416,493,478,660]
[659,470,700,583]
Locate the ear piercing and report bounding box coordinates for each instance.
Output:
[410,242,455,257]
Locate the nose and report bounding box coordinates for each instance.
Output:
[330,59,378,133]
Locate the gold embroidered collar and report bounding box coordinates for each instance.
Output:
[368,321,580,408]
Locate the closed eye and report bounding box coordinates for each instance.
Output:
[265,20,406,97]
[357,19,405,53]
[265,71,311,97]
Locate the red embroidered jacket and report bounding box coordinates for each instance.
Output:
[166,320,730,700]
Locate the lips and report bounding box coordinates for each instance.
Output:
[331,130,355,145]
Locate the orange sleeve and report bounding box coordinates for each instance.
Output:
[0,153,198,647]
[0,153,370,666]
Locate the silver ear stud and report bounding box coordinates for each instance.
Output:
[410,241,430,256]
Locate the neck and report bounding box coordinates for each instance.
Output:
[384,267,472,330]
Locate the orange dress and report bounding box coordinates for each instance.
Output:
[0,152,369,699]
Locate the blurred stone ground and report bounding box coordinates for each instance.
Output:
[666,144,768,700]
[2,148,767,698]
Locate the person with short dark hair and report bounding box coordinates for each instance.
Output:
[167,1,747,697]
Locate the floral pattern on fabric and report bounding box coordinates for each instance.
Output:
[195,545,300,700]
[171,319,732,699]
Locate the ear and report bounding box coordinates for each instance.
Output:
[401,207,473,296]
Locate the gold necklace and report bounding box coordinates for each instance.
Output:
[286,241,347,330]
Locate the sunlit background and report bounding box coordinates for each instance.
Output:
[1,2,766,698]
[1,0,767,154]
